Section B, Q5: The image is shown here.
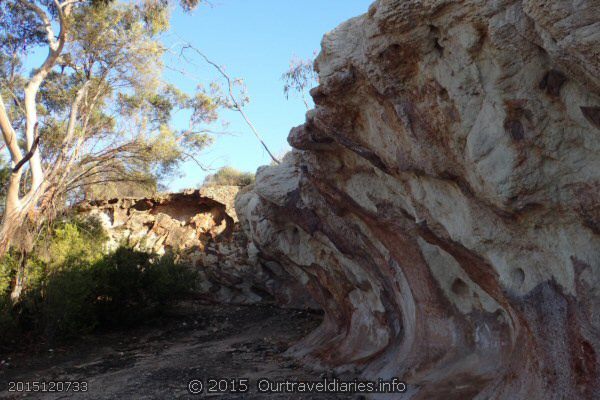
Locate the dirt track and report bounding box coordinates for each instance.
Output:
[0,303,354,399]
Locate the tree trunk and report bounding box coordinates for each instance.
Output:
[0,175,46,257]
[9,251,27,302]
[0,171,25,256]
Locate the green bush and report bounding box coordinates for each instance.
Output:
[202,166,255,187]
[92,248,197,328]
[0,252,18,295]
[0,296,18,346]
[0,216,198,349]
[41,266,100,340]
[38,216,107,269]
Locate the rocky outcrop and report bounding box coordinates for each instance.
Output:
[78,189,315,308]
[199,185,242,222]
[237,1,600,398]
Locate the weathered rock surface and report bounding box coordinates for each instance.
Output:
[199,185,242,222]
[78,189,314,308]
[237,1,600,399]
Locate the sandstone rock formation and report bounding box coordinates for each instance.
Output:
[78,189,314,308]
[199,185,242,222]
[237,1,600,398]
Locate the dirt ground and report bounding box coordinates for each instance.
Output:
[0,303,356,399]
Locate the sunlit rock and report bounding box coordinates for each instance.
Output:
[237,0,600,398]
[78,188,315,308]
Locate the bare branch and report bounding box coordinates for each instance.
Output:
[177,41,280,164]
[0,94,23,164]
[61,82,91,152]
[12,123,40,173]
[181,151,211,171]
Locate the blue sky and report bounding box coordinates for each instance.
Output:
[162,0,372,190]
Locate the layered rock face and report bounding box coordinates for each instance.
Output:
[78,189,314,308]
[237,0,600,398]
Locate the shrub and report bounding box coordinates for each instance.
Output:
[0,216,198,349]
[0,252,18,295]
[92,248,197,328]
[202,166,255,187]
[0,296,18,346]
[37,216,107,269]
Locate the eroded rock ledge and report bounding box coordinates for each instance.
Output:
[236,0,600,398]
[78,188,314,308]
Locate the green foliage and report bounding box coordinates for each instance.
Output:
[282,55,318,108]
[0,157,10,213]
[203,166,255,187]
[84,177,158,200]
[36,247,197,339]
[0,251,18,295]
[0,1,46,59]
[39,217,107,269]
[92,248,196,327]
[0,217,197,349]
[1,0,215,204]
[40,265,99,338]
[0,296,18,346]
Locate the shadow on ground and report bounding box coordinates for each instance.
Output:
[1,302,353,399]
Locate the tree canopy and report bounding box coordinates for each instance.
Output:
[0,0,223,253]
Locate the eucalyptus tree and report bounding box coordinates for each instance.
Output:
[282,55,318,110]
[0,0,216,255]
